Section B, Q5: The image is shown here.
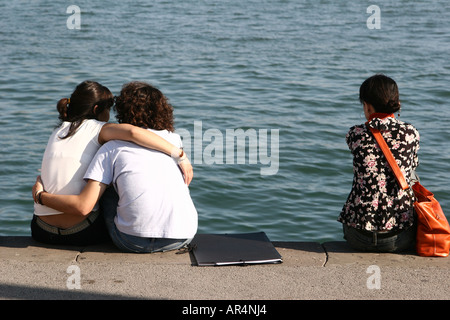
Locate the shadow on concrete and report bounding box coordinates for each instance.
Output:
[273,241,325,253]
[0,236,84,252]
[0,282,155,300]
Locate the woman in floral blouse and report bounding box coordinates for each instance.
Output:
[339,74,420,252]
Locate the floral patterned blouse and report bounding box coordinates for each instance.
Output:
[338,114,420,231]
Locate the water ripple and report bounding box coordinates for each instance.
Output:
[1,0,449,241]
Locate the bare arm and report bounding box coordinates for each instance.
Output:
[32,176,108,216]
[99,123,193,185]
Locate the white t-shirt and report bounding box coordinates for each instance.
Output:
[84,129,198,239]
[34,119,105,216]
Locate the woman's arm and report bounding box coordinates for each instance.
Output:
[32,176,108,216]
[98,123,193,185]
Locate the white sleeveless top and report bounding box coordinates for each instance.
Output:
[34,119,105,216]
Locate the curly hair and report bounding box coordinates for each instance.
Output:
[114,82,174,132]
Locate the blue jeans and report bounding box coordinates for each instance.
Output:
[343,224,416,253]
[100,187,191,253]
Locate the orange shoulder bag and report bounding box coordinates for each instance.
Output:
[370,127,450,257]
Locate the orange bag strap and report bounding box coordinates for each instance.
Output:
[369,127,409,190]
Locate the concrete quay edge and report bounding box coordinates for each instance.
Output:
[0,236,449,301]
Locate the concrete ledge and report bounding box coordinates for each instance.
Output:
[0,236,449,300]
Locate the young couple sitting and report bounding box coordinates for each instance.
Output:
[32,80,197,253]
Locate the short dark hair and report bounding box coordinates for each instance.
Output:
[114,81,174,131]
[359,74,400,114]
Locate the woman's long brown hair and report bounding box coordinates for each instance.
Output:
[56,81,114,139]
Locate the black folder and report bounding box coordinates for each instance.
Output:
[190,232,283,266]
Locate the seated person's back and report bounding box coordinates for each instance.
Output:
[86,129,197,239]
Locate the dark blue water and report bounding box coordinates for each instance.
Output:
[1,0,449,242]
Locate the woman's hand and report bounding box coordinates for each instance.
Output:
[172,147,193,186]
[178,155,193,186]
[32,175,44,204]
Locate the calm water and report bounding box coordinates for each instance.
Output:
[1,1,449,243]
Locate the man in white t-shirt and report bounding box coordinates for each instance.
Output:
[33,82,198,252]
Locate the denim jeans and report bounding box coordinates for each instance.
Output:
[100,187,191,253]
[343,224,416,253]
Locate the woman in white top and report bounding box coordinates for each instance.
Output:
[32,80,192,246]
